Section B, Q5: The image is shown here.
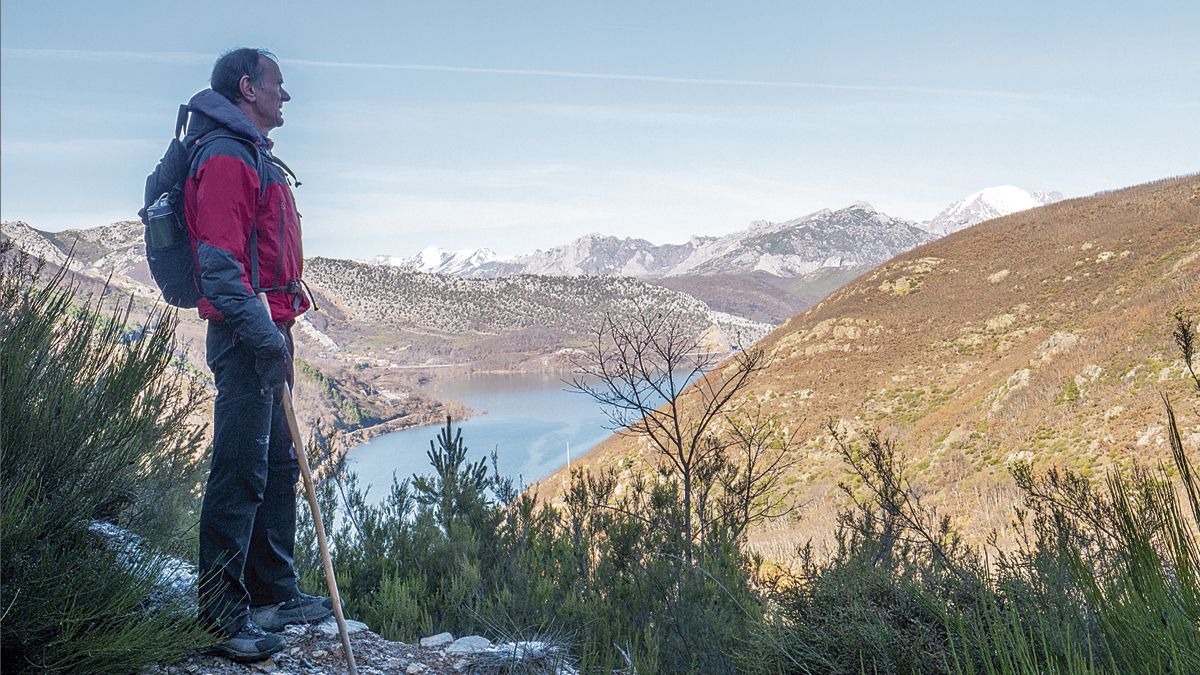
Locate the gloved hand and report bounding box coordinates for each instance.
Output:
[255,342,292,395]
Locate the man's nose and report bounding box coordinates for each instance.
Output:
[281,88,291,102]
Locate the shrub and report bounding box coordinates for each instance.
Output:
[0,244,210,673]
[295,417,764,673]
[748,319,1200,674]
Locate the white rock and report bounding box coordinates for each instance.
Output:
[87,521,198,613]
[316,616,370,638]
[446,635,492,654]
[420,631,454,648]
[406,663,428,674]
[491,640,569,663]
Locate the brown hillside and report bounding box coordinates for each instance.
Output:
[539,175,1200,557]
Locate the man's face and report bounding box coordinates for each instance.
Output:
[246,56,290,132]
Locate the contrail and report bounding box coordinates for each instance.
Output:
[289,58,1029,98]
[3,47,1029,99]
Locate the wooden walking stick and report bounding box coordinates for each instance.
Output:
[258,293,358,675]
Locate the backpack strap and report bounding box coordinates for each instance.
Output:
[174,104,189,141]
[267,154,302,188]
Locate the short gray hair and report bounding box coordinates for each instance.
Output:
[211,48,278,104]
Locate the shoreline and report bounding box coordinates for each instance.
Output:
[341,400,473,446]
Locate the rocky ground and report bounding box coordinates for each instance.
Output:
[91,523,577,675]
[142,620,577,675]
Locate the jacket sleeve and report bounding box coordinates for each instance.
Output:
[191,149,286,354]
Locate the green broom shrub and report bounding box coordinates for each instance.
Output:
[1,243,210,673]
[295,418,763,673]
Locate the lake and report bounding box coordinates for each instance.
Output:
[345,372,617,501]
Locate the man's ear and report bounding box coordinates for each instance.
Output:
[238,74,257,102]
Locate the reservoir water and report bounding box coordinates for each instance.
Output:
[345,372,615,501]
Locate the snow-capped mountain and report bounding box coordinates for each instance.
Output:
[924,186,1063,236]
[506,233,705,278]
[667,202,933,277]
[382,202,934,281]
[372,246,508,276]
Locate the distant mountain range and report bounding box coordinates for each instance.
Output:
[0,219,774,373]
[377,186,1061,280]
[369,186,1060,323]
[373,246,507,277]
[374,202,933,280]
[0,184,1063,348]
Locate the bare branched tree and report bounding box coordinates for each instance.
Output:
[714,403,801,541]
[829,422,976,583]
[568,304,791,561]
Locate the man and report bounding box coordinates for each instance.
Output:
[184,47,331,661]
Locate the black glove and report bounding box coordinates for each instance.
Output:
[255,342,291,395]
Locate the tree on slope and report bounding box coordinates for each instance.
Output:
[569,304,795,563]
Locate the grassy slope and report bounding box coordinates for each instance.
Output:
[540,175,1200,555]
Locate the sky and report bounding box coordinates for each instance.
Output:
[2,1,1197,260]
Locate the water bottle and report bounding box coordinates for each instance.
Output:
[145,193,180,249]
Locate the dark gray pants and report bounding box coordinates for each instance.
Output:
[198,320,299,635]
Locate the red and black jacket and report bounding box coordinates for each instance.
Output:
[182,89,309,353]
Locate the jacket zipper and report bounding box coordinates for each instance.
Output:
[276,196,286,287]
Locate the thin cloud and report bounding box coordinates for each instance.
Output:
[2,47,1030,99]
[1,47,210,65]
[2,138,160,159]
[289,58,1029,99]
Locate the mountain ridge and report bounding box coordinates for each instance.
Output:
[432,201,936,280]
[372,185,1061,281]
[364,186,1057,322]
[302,256,774,356]
[924,185,1063,236]
[372,246,508,276]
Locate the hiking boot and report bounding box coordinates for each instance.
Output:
[210,620,285,663]
[250,592,334,631]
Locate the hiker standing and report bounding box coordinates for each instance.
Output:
[185,48,331,661]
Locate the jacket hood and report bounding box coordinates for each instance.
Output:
[184,89,268,146]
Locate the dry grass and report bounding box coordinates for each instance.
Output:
[541,175,1200,557]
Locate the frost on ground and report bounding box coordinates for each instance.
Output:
[89,521,198,614]
[92,522,577,674]
[140,623,580,675]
